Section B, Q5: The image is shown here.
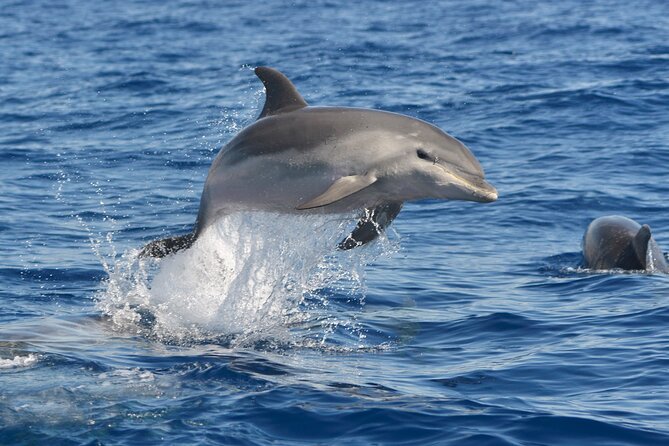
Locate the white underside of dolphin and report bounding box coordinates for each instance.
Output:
[141,67,498,257]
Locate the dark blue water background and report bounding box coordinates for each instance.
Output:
[2,1,669,444]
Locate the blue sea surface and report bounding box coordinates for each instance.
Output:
[2,0,669,444]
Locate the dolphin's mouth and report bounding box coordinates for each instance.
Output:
[470,179,498,202]
[438,166,498,203]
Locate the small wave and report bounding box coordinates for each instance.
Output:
[101,78,168,93]
[538,252,584,277]
[98,368,156,384]
[509,414,669,445]
[539,250,669,277]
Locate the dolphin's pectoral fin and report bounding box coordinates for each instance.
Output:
[139,233,196,258]
[338,202,403,250]
[296,173,377,210]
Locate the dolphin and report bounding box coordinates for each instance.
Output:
[582,215,669,272]
[141,67,497,257]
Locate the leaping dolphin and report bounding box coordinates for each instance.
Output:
[582,215,669,272]
[141,67,497,257]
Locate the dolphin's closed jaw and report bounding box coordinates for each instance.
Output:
[472,180,498,203]
[437,166,498,203]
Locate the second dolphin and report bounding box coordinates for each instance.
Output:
[583,215,668,272]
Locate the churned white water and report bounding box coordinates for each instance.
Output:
[0,354,39,369]
[97,212,391,344]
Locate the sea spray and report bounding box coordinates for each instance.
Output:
[96,212,396,346]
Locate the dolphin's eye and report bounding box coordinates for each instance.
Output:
[416,149,431,160]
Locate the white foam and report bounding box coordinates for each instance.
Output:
[0,354,39,369]
[97,212,389,345]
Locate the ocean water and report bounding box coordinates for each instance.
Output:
[2,0,669,444]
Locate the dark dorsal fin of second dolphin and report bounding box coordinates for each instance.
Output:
[256,66,402,250]
[632,225,652,267]
[617,224,652,270]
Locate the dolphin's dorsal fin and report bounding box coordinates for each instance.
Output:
[632,224,652,268]
[255,67,308,119]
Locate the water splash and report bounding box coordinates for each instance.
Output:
[0,354,40,369]
[97,212,396,347]
[644,249,668,274]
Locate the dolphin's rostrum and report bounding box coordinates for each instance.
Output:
[141,67,497,257]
